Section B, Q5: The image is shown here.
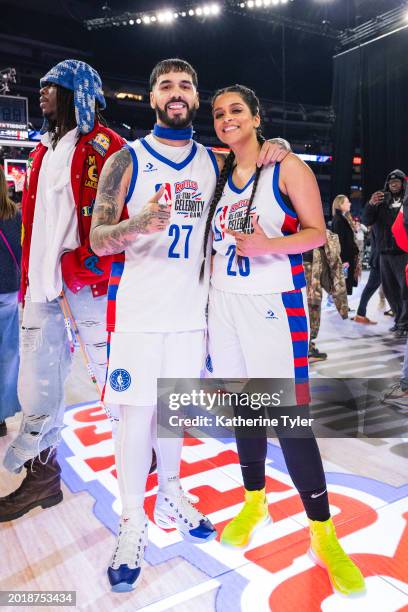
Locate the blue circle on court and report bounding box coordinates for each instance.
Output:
[109,368,131,392]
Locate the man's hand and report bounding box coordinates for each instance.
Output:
[369,191,384,206]
[256,138,291,168]
[131,185,172,234]
[225,216,272,256]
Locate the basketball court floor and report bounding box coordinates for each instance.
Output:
[1,276,408,611]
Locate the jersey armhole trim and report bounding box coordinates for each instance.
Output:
[206,148,220,179]
[124,144,138,204]
[272,162,297,219]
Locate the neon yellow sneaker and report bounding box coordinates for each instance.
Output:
[221,488,270,547]
[308,517,366,596]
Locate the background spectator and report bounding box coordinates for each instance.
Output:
[352,225,381,324]
[0,166,22,436]
[362,169,408,337]
[331,195,360,296]
[304,229,348,363]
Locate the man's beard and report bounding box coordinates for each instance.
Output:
[155,103,197,129]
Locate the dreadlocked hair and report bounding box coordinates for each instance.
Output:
[48,86,107,147]
[47,85,77,147]
[200,84,266,281]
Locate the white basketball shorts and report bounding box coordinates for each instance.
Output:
[103,330,206,406]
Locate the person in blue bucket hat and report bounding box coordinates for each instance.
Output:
[0,60,124,522]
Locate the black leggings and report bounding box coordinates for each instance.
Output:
[234,405,330,522]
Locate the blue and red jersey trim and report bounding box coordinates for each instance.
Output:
[282,289,310,405]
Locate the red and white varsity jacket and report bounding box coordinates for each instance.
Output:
[21,123,125,300]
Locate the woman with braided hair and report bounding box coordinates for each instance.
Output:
[203,85,365,596]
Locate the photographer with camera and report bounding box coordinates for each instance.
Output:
[362,170,408,337]
[383,189,408,408]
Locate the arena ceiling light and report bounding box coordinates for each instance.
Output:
[84,0,340,39]
[239,0,292,6]
[85,4,222,29]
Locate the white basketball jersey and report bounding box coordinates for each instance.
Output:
[107,134,218,333]
[211,163,306,294]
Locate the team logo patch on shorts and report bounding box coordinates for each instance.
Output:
[109,368,131,392]
[266,309,279,320]
[205,354,213,373]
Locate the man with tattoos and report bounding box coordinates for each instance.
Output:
[90,58,289,592]
[0,60,124,522]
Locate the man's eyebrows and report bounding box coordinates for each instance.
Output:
[158,79,193,86]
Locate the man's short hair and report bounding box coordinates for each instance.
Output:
[149,58,198,91]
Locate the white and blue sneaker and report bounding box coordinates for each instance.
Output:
[107,513,148,592]
[154,489,217,543]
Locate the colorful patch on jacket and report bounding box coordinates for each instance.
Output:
[88,132,111,157]
[25,157,34,190]
[81,199,95,217]
[84,155,99,189]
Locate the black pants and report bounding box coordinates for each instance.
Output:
[233,402,329,521]
[380,253,408,329]
[357,265,381,317]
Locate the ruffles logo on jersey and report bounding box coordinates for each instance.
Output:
[173,179,204,218]
[228,199,256,232]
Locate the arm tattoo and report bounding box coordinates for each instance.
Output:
[90,147,171,256]
[90,148,133,255]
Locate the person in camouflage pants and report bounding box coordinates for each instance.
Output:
[304,229,349,362]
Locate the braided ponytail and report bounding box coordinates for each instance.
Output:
[242,131,265,233]
[200,150,235,280]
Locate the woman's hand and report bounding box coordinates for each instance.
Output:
[225,216,272,256]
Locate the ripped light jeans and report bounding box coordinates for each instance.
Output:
[3,285,113,473]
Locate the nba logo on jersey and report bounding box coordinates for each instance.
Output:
[213,204,229,242]
[155,182,172,205]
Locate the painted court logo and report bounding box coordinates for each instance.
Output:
[60,402,408,612]
[109,368,131,392]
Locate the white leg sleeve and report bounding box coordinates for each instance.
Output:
[115,404,155,517]
[151,410,183,493]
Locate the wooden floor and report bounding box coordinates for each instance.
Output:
[1,276,408,611]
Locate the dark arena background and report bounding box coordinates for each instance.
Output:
[1,1,408,611]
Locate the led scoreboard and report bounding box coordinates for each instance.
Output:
[0,95,29,140]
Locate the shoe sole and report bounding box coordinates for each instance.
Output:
[0,491,63,522]
[383,399,408,411]
[220,514,271,548]
[111,582,134,593]
[307,547,366,597]
[154,512,217,544]
[352,320,377,325]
